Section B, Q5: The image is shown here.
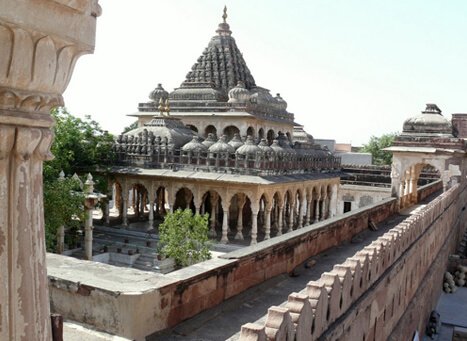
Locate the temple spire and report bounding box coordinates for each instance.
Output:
[222,5,228,23]
[216,6,232,36]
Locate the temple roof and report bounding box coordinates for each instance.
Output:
[181,6,256,94]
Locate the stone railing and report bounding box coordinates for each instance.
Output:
[237,182,465,341]
[115,148,341,176]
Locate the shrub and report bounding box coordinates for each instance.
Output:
[158,209,211,267]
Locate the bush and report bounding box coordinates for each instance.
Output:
[158,209,211,267]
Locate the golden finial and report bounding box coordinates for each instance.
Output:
[222,5,228,23]
[158,97,164,115]
[164,99,170,116]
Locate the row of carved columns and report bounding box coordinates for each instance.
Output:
[112,180,339,245]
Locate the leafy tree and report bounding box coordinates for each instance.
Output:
[44,107,115,183]
[43,107,114,252]
[361,133,397,165]
[43,177,84,252]
[123,120,138,133]
[158,209,211,267]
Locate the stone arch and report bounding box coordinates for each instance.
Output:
[247,126,255,138]
[200,190,224,238]
[128,182,150,220]
[223,125,240,141]
[267,129,275,145]
[258,128,265,140]
[154,185,169,216]
[186,124,198,133]
[229,192,253,242]
[205,125,217,138]
[173,187,195,213]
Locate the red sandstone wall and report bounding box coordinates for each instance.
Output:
[239,183,467,341]
[160,197,398,328]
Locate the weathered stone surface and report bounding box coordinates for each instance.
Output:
[0,0,99,339]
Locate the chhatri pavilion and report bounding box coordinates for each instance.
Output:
[108,8,341,245]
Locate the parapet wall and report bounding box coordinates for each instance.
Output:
[47,190,398,340]
[238,182,467,341]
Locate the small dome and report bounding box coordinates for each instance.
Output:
[182,136,208,152]
[228,82,251,103]
[257,138,274,154]
[149,83,169,102]
[277,132,296,153]
[270,139,285,154]
[228,133,244,150]
[236,136,262,156]
[275,93,287,110]
[208,135,235,153]
[402,104,453,136]
[202,133,217,148]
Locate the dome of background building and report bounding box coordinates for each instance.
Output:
[228,133,244,149]
[182,136,208,152]
[402,104,453,136]
[149,83,169,102]
[275,93,287,110]
[228,82,251,103]
[202,133,217,148]
[257,138,274,154]
[270,139,285,154]
[208,135,235,153]
[236,136,262,156]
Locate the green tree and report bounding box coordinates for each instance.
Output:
[123,120,138,133]
[43,177,84,252]
[361,133,397,165]
[43,107,114,252]
[158,209,211,267]
[44,107,115,183]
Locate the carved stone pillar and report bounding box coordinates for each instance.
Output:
[277,205,284,236]
[235,195,246,240]
[314,198,320,223]
[221,209,229,244]
[264,208,271,240]
[250,207,259,245]
[0,1,100,339]
[148,200,154,224]
[122,189,129,227]
[298,197,305,228]
[287,204,294,233]
[305,196,312,226]
[330,184,338,217]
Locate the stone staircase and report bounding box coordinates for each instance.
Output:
[132,252,158,271]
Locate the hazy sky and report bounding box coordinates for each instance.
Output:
[63,0,467,146]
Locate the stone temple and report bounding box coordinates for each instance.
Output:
[109,7,341,245]
[2,2,467,341]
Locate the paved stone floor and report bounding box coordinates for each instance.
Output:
[63,321,131,341]
[151,213,408,341]
[423,287,467,341]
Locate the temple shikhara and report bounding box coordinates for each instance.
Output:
[109,7,341,245]
[2,2,467,341]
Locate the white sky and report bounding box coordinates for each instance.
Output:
[63,0,467,146]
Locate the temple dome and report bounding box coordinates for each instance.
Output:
[182,136,208,152]
[202,133,217,148]
[208,135,235,153]
[228,82,251,103]
[149,83,169,102]
[270,140,284,154]
[236,136,262,156]
[257,139,274,154]
[275,93,287,110]
[228,133,244,149]
[123,116,195,148]
[402,104,453,136]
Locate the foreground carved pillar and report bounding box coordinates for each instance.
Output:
[235,195,246,240]
[221,209,229,243]
[250,207,259,245]
[277,205,284,236]
[0,1,100,339]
